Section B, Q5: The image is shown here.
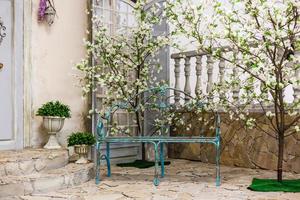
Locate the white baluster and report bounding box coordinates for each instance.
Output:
[195,56,202,96]
[293,83,300,101]
[232,67,240,101]
[184,57,191,102]
[207,55,214,94]
[293,51,300,100]
[218,58,226,99]
[219,59,225,84]
[174,58,181,104]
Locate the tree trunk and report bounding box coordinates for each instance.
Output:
[135,110,146,161]
[277,132,284,182]
[142,143,146,160]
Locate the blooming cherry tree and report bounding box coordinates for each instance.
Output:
[77,0,170,160]
[166,0,300,182]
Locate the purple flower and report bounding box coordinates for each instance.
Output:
[38,0,47,21]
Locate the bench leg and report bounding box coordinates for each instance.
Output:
[216,141,221,186]
[160,143,165,178]
[106,142,111,177]
[95,142,101,184]
[153,142,160,186]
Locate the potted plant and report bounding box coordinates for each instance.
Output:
[67,132,96,164]
[37,101,71,149]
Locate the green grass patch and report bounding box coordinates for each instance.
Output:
[248,178,300,192]
[117,160,171,169]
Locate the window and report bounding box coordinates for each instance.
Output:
[93,0,139,134]
[94,0,136,34]
[93,0,137,100]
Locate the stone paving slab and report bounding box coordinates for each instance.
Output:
[13,159,300,200]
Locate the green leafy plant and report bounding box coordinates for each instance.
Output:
[67,132,96,146]
[36,101,71,118]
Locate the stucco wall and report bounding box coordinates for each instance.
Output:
[29,0,89,147]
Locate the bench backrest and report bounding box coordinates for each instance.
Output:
[97,86,220,139]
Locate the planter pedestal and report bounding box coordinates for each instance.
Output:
[44,133,61,149]
[42,116,65,149]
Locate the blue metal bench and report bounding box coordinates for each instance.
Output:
[95,87,221,186]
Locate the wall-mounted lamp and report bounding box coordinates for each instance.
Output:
[38,0,57,26]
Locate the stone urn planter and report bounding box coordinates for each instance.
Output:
[74,145,89,164]
[36,101,71,149]
[43,116,65,149]
[68,132,96,164]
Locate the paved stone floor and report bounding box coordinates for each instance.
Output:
[21,159,300,200]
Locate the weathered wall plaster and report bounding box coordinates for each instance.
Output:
[29,0,89,147]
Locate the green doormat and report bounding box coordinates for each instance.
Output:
[248,178,300,192]
[117,160,171,169]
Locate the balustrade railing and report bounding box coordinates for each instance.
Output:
[171,50,298,105]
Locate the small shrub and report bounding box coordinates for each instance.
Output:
[36,101,71,118]
[67,132,96,146]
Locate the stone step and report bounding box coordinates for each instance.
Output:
[0,149,69,176]
[0,163,94,198]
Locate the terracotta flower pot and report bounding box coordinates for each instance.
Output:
[74,144,89,164]
[42,116,65,149]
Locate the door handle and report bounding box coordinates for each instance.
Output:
[0,63,3,70]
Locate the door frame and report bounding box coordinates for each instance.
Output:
[23,0,32,148]
[0,0,24,150]
[14,0,24,149]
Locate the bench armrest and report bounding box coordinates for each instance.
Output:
[97,118,106,139]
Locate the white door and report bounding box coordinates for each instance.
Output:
[0,0,23,150]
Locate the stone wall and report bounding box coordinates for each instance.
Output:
[168,113,300,173]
